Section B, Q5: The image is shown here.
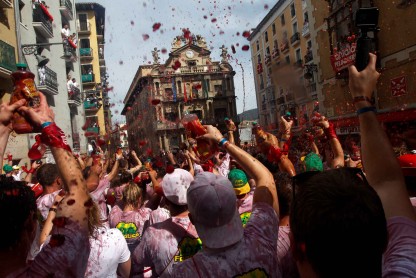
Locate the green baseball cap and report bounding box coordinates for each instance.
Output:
[3,164,13,173]
[302,152,323,172]
[228,169,251,195]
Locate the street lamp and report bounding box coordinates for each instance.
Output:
[21,42,74,64]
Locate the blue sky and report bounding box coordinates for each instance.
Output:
[77,0,276,125]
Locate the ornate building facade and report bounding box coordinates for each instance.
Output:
[122,33,238,153]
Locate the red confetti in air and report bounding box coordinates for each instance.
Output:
[219,30,224,35]
[236,43,240,47]
[130,20,134,26]
[172,60,181,70]
[142,34,150,41]
[231,45,236,54]
[119,60,124,65]
[242,45,250,51]
[211,18,217,23]
[242,31,250,38]
[264,4,269,9]
[152,22,161,32]
[203,15,208,19]
[161,48,167,54]
[236,32,240,36]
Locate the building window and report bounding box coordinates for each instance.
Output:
[19,0,25,23]
[290,3,296,18]
[272,23,276,35]
[155,82,160,94]
[214,85,223,96]
[256,40,259,51]
[187,60,196,67]
[293,22,298,34]
[307,40,312,49]
[260,74,264,90]
[262,94,266,103]
[80,39,90,48]
[205,79,210,91]
[295,48,301,62]
[285,56,290,64]
[281,14,285,26]
[264,31,268,43]
[266,46,270,55]
[304,11,309,24]
[257,54,261,63]
[177,80,182,94]
[273,40,278,49]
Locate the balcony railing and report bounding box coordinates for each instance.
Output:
[80,48,93,58]
[155,121,184,130]
[290,32,301,45]
[304,50,313,63]
[280,40,289,53]
[84,100,99,110]
[82,73,95,83]
[173,65,222,74]
[86,127,99,134]
[265,55,271,65]
[68,87,81,106]
[0,40,17,73]
[0,0,12,8]
[302,22,310,37]
[272,48,280,59]
[59,0,73,20]
[38,66,58,95]
[33,5,53,38]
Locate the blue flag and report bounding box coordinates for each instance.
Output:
[172,77,177,102]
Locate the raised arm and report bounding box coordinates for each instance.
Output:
[0,99,26,174]
[348,53,416,221]
[24,160,42,183]
[200,126,279,214]
[128,150,142,173]
[19,93,90,228]
[107,154,121,181]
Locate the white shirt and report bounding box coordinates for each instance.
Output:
[67,79,73,91]
[85,227,130,278]
[61,28,70,37]
[12,170,23,181]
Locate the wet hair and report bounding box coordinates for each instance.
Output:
[0,176,36,250]
[120,170,132,184]
[275,173,293,218]
[122,182,143,208]
[290,169,388,278]
[36,163,59,188]
[88,199,104,238]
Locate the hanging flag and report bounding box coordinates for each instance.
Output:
[183,81,188,102]
[203,79,209,98]
[189,83,193,101]
[172,77,177,102]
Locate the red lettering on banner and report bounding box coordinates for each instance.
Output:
[330,43,357,73]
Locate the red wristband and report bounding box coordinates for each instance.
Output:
[323,123,337,139]
[40,123,72,153]
[7,154,13,161]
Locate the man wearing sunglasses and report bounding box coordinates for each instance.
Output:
[290,54,416,278]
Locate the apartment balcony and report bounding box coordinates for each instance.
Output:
[269,99,276,109]
[99,57,106,66]
[86,127,99,135]
[80,48,93,60]
[37,66,58,95]
[272,48,280,59]
[176,65,222,74]
[59,0,73,21]
[302,22,310,37]
[84,100,100,111]
[304,50,313,64]
[0,40,17,76]
[261,103,267,111]
[0,0,12,8]
[264,54,271,66]
[82,73,95,85]
[97,29,104,43]
[67,87,82,107]
[77,22,91,35]
[290,32,301,46]
[276,96,285,105]
[280,40,289,53]
[33,5,53,38]
[154,121,184,131]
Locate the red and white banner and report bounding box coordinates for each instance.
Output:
[330,43,356,73]
[391,76,407,97]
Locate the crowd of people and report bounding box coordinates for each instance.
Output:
[1,55,415,277]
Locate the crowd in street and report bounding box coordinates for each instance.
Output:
[1,55,415,277]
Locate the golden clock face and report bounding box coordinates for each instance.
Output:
[185,50,194,58]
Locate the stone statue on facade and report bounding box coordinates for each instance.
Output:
[220,44,228,63]
[152,47,160,64]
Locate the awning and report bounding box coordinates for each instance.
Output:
[331,109,416,128]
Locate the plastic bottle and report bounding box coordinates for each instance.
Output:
[10,63,41,134]
[182,112,214,162]
[225,117,236,131]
